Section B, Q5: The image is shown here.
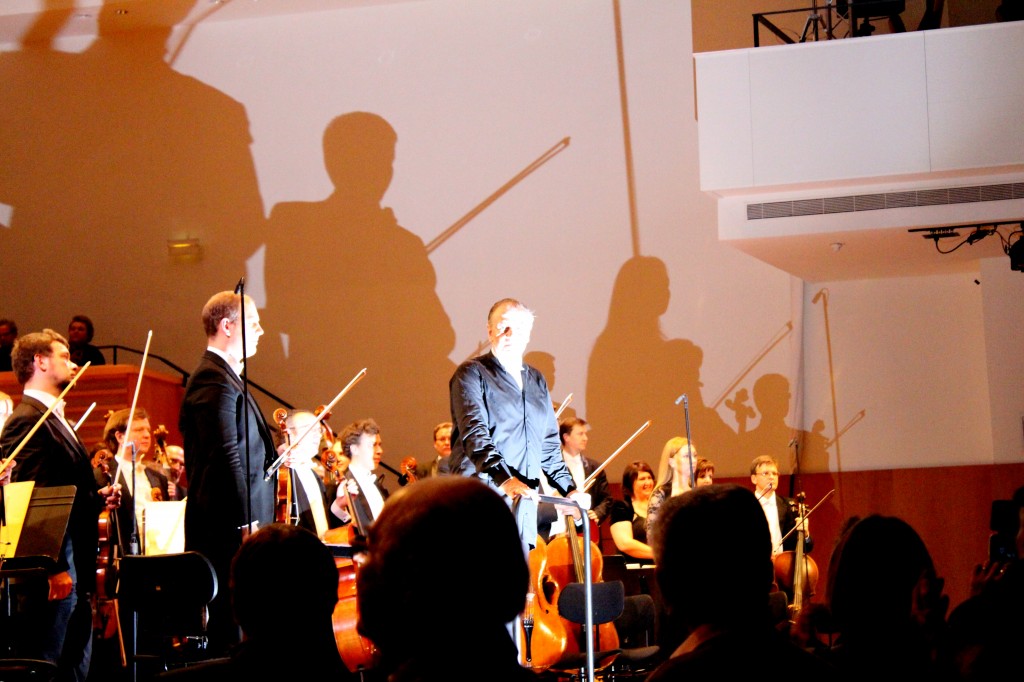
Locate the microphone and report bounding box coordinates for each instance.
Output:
[234,277,245,295]
[674,393,688,406]
[756,482,773,502]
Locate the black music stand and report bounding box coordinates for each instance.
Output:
[1,483,75,671]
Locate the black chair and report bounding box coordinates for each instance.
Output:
[547,581,624,681]
[607,594,662,680]
[115,551,218,681]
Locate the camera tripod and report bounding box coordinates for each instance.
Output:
[799,0,835,42]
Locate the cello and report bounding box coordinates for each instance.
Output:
[520,535,570,669]
[772,489,833,621]
[544,512,619,656]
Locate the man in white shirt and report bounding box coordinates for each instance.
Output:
[749,455,811,558]
[542,417,612,539]
[102,407,169,555]
[335,418,389,535]
[280,409,347,539]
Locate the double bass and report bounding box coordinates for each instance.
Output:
[772,489,833,621]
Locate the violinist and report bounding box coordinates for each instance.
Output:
[750,455,812,557]
[646,437,698,532]
[334,418,388,534]
[0,329,121,681]
[165,444,188,499]
[103,407,171,550]
[279,409,346,539]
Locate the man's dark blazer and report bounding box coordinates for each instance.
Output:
[112,462,170,553]
[338,468,389,537]
[0,395,101,591]
[775,493,813,554]
[179,350,277,567]
[581,456,612,523]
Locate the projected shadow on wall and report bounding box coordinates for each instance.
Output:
[0,1,265,346]
[259,112,456,462]
[586,256,740,473]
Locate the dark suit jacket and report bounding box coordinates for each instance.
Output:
[581,456,612,523]
[336,468,389,537]
[0,395,101,591]
[775,494,813,554]
[179,351,277,567]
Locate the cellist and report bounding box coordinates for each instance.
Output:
[749,455,813,558]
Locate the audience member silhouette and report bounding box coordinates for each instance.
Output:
[160,523,355,680]
[944,486,1024,681]
[825,514,948,681]
[647,484,835,680]
[356,476,535,681]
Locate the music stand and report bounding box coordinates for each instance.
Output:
[1,483,75,660]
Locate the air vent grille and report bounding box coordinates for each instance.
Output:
[747,182,1024,220]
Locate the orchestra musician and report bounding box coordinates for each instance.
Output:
[279,408,347,539]
[750,455,813,557]
[103,407,170,554]
[0,329,121,681]
[179,291,277,653]
[333,418,389,534]
[448,298,589,549]
[647,437,699,532]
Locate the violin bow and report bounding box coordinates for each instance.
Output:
[554,393,574,420]
[264,368,367,481]
[581,420,651,493]
[778,488,835,546]
[0,361,93,478]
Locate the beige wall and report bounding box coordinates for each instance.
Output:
[0,1,1019,492]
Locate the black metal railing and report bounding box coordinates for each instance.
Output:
[97,344,294,409]
[753,1,905,47]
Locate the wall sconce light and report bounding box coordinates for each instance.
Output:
[167,238,202,262]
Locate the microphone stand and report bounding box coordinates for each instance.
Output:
[536,493,594,682]
[236,278,253,535]
[675,393,696,487]
[128,442,140,556]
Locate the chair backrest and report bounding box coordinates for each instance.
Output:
[117,551,218,632]
[558,581,625,626]
[615,593,656,647]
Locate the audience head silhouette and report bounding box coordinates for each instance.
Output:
[652,483,772,631]
[357,477,528,670]
[231,524,339,643]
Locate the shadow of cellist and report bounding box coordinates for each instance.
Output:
[586,256,739,474]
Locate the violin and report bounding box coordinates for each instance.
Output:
[152,423,170,470]
[315,405,344,485]
[399,456,418,486]
[272,408,294,525]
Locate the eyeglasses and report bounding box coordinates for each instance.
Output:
[756,471,779,478]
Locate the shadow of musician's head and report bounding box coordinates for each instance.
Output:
[357,477,527,654]
[323,112,397,203]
